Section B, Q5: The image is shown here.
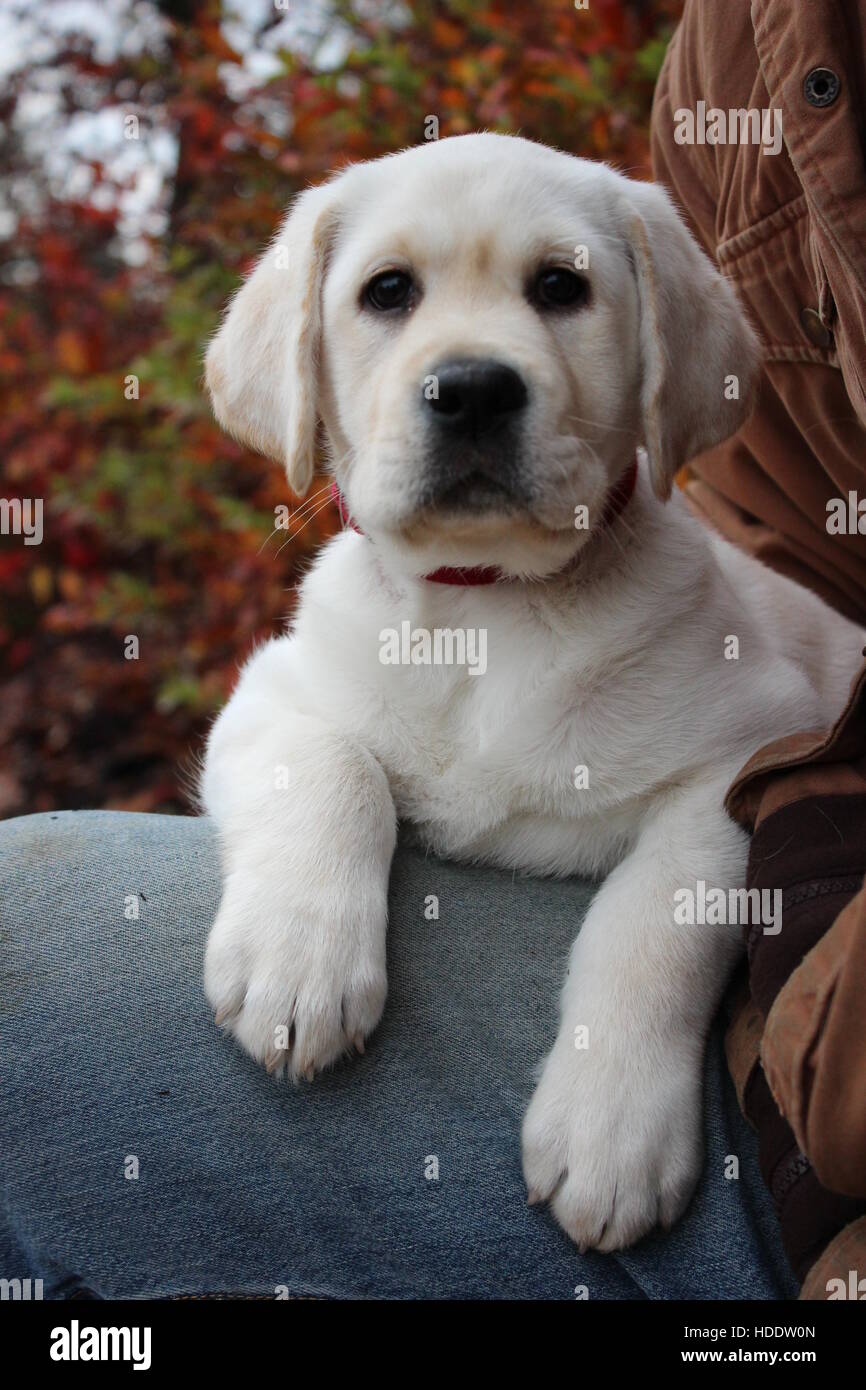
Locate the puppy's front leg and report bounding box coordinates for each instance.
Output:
[201,638,396,1080]
[522,779,747,1251]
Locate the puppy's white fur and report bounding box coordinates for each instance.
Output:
[201,134,864,1252]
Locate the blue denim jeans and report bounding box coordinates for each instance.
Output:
[0,810,795,1300]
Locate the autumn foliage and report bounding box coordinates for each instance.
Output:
[0,0,682,817]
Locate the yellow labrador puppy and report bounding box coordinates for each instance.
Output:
[200,134,863,1252]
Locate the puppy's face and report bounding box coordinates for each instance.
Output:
[207,135,760,579]
[320,142,642,576]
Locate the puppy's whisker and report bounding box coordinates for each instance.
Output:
[562,412,637,436]
[256,485,332,555]
[605,507,642,562]
[273,495,336,556]
[289,493,336,532]
[257,526,283,555]
[279,487,335,536]
[569,437,636,562]
[287,484,333,525]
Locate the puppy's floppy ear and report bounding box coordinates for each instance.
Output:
[622,180,761,501]
[204,180,339,497]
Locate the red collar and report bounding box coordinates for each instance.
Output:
[329,458,638,586]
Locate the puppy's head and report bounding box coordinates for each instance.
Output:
[206,134,760,579]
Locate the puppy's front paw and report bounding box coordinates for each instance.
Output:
[204,871,387,1081]
[521,1034,702,1252]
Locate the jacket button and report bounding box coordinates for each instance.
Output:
[803,67,841,106]
[800,306,833,348]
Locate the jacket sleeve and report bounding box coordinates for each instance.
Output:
[726,660,866,1199]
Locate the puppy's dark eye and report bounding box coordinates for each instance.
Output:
[532,267,589,310]
[365,269,415,312]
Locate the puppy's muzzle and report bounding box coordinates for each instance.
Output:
[421,357,529,511]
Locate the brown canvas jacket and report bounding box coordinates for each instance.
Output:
[653,0,866,621]
[652,0,866,1297]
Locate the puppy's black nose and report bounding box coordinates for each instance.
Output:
[426,358,528,436]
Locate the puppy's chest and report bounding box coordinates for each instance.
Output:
[354,642,641,836]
